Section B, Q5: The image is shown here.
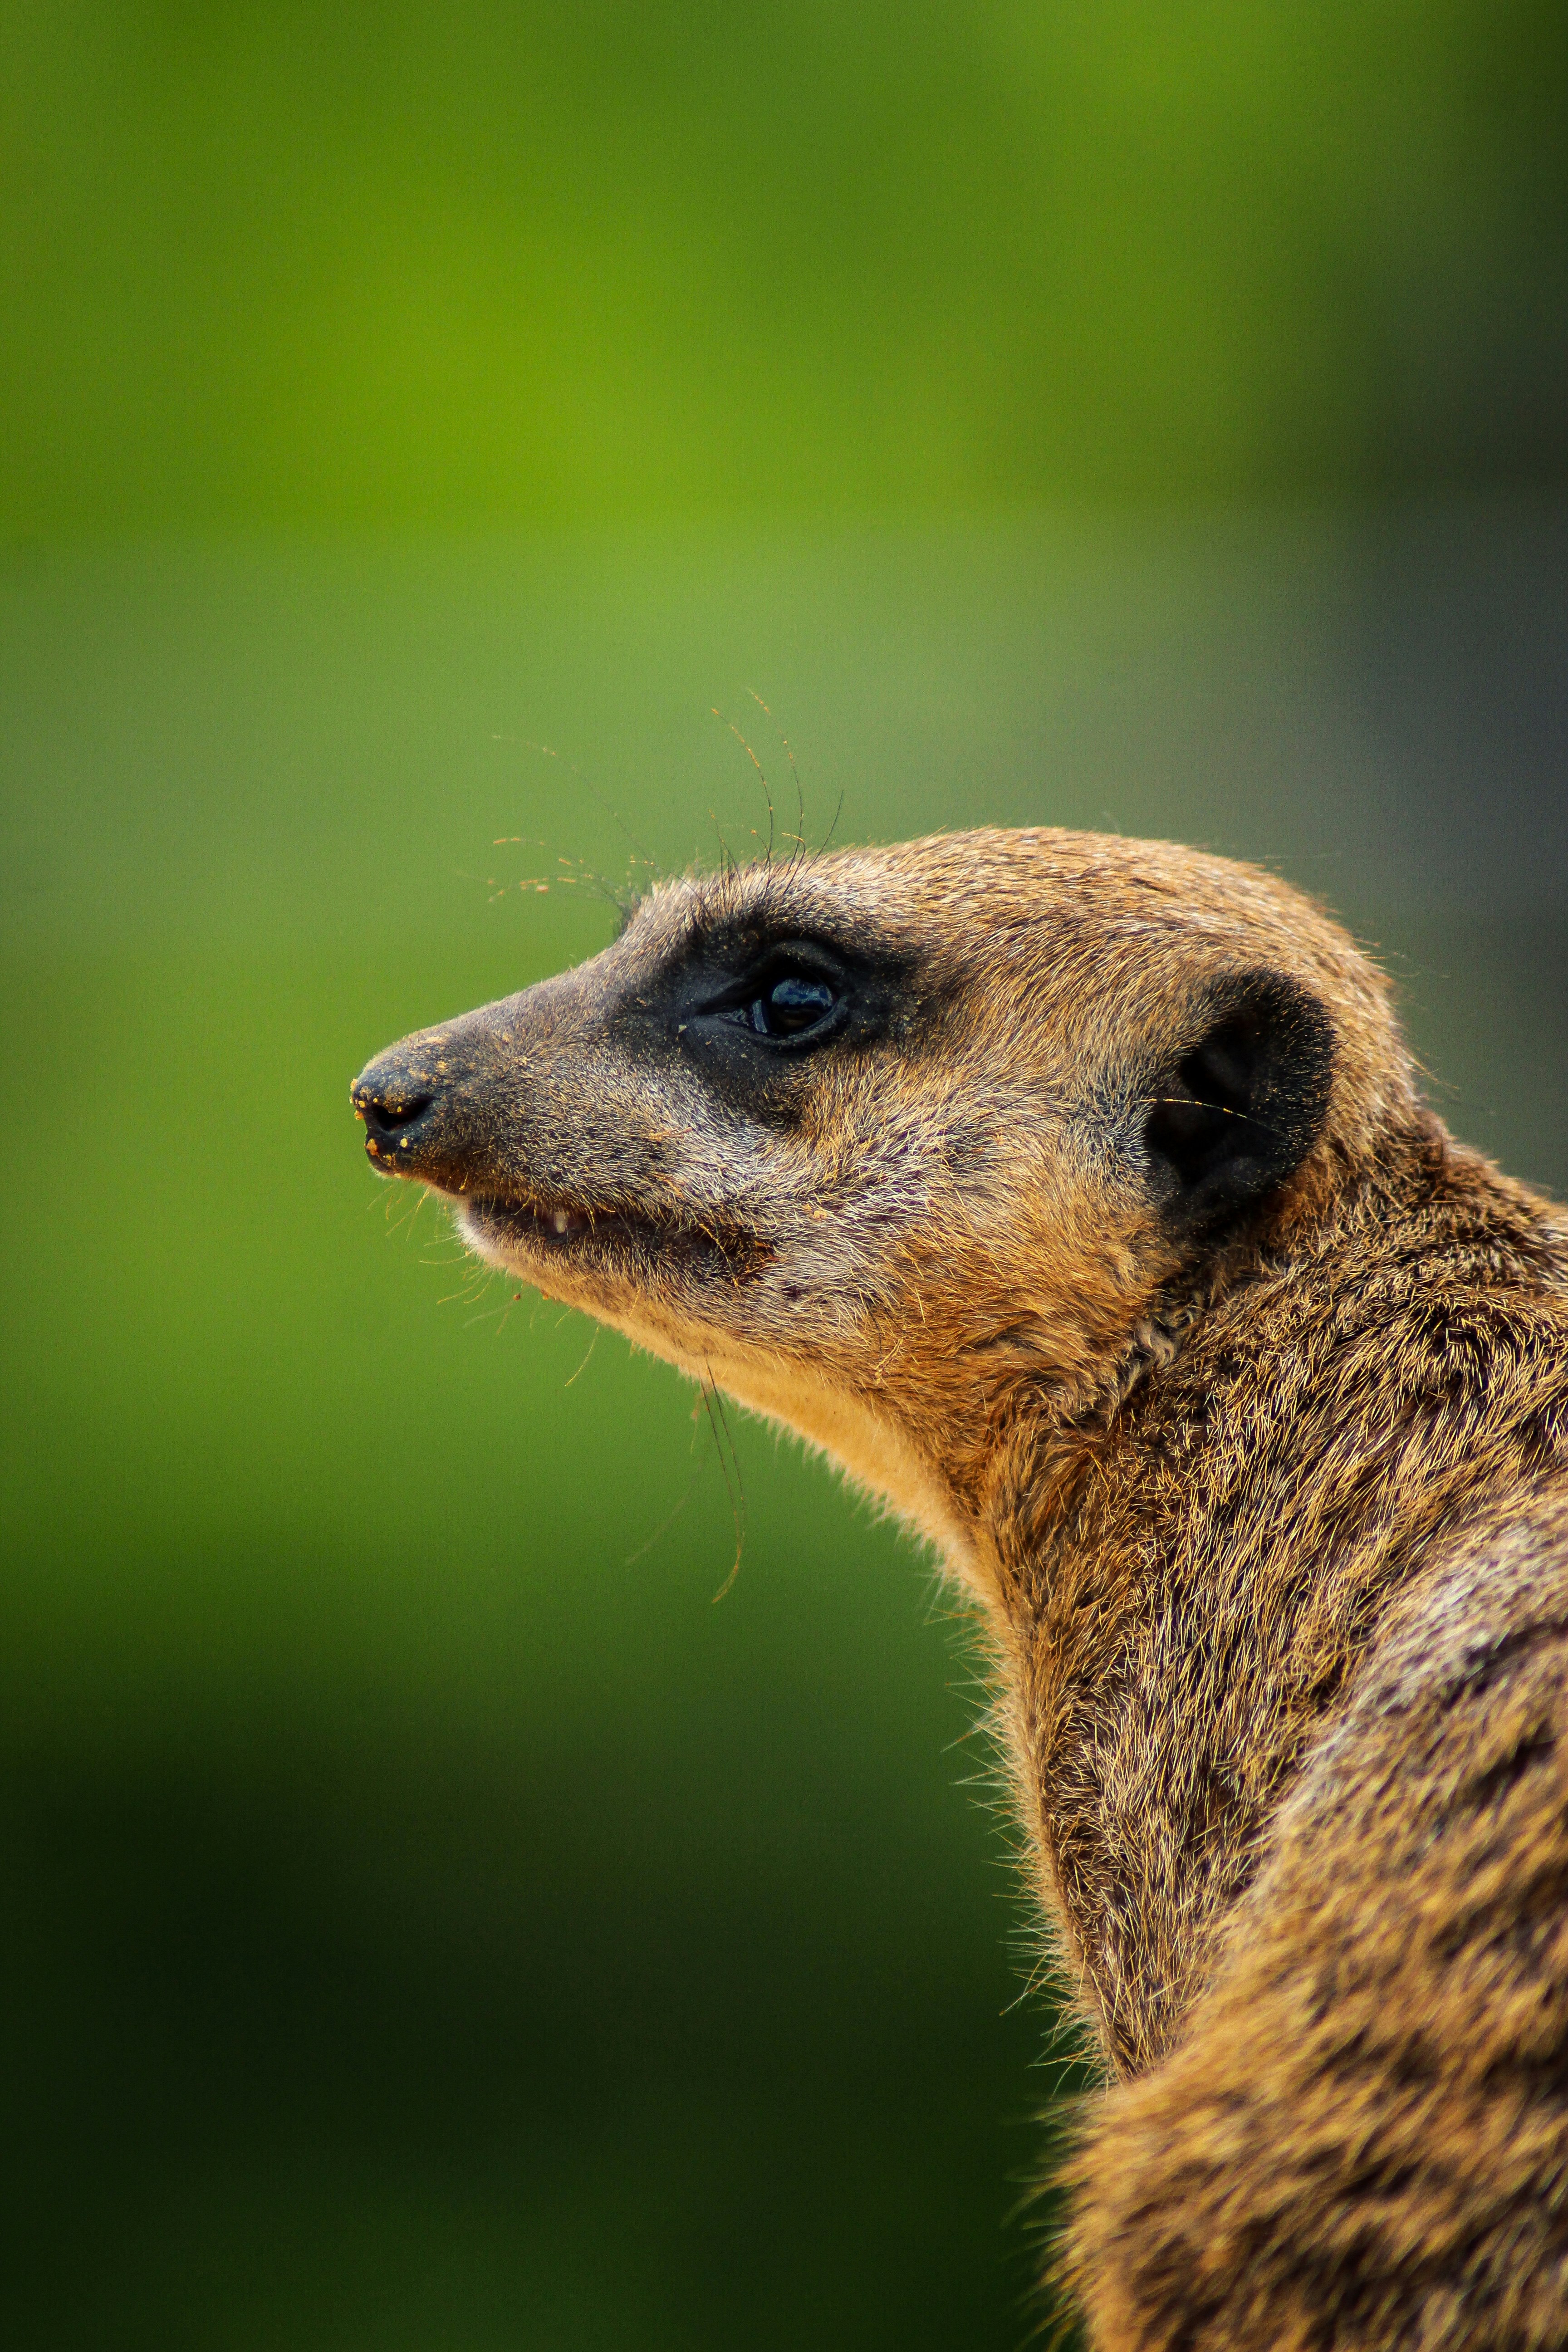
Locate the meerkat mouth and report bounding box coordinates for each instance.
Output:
[463,1193,636,1252]
[458,1191,773,1281]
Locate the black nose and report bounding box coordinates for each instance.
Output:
[358,1085,431,1138]
[350,1058,440,1171]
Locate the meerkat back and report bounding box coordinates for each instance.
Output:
[353,827,1568,2350]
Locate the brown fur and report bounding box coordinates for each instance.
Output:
[351,828,1568,2347]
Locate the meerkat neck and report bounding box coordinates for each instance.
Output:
[975,1117,1568,2076]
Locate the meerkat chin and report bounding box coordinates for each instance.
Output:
[353,826,1568,2350]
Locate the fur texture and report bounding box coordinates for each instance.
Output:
[352,828,1568,2347]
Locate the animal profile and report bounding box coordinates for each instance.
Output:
[353,828,1568,2350]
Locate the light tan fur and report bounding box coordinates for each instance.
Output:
[352,828,1568,2347]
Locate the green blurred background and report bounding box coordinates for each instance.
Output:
[2,8,1566,2348]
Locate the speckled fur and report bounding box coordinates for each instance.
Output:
[353,829,1568,2348]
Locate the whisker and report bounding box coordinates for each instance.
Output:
[491,734,659,882]
[746,689,808,864]
[701,1366,746,1600]
[624,1464,704,1565]
[713,705,775,864]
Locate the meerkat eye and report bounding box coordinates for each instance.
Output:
[683,941,858,1054]
[749,973,838,1037]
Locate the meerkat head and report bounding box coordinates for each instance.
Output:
[351,828,1411,1573]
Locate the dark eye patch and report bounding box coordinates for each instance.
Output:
[622,919,912,1113]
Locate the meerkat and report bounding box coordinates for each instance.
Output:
[352,827,1568,2351]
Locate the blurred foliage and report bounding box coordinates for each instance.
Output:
[4,0,1567,530]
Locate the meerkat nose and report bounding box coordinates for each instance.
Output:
[355,1086,433,1137]
[350,1053,439,1172]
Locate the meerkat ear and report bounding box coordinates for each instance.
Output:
[1145,971,1336,1233]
